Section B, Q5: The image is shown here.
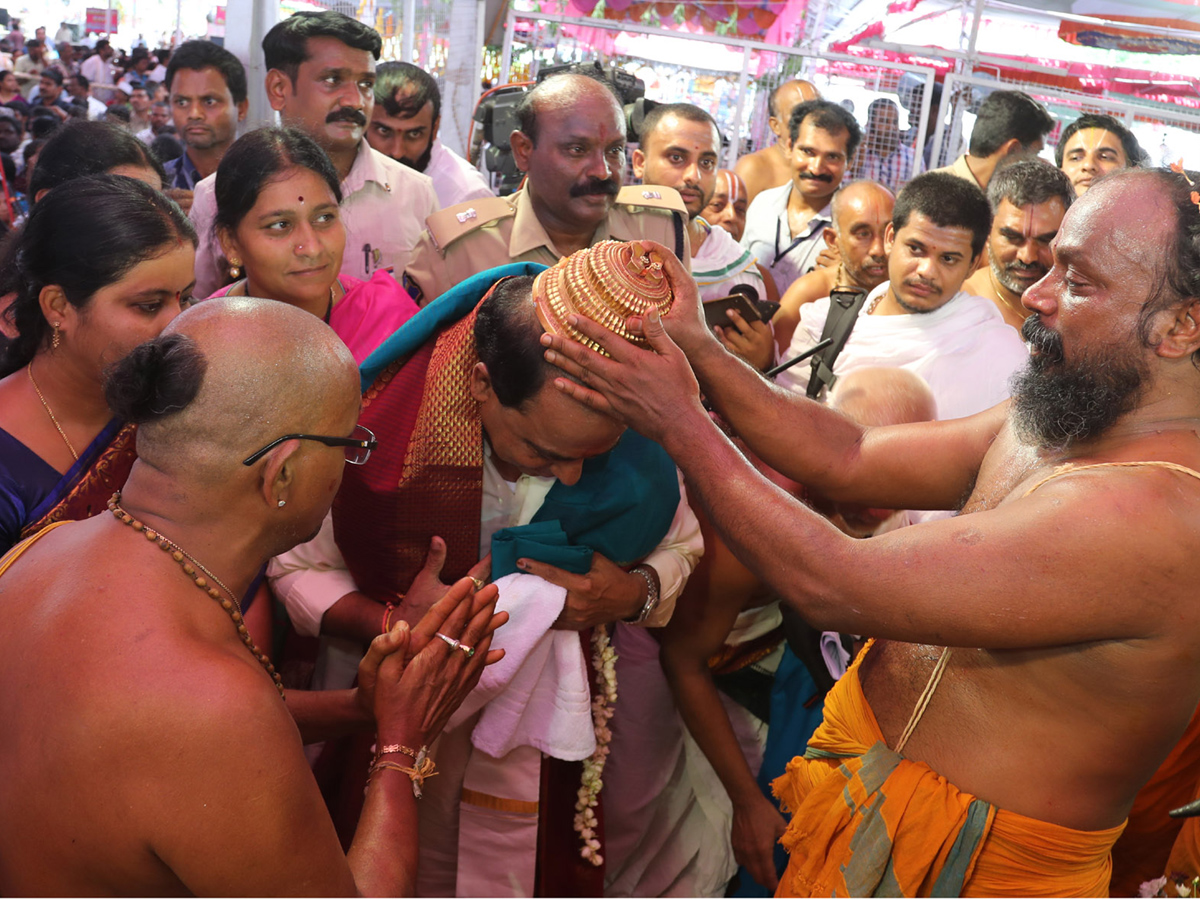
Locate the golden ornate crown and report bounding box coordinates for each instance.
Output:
[533,240,676,357]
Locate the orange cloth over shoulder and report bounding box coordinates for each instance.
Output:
[772,640,1125,898]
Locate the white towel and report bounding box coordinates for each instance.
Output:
[448,571,596,761]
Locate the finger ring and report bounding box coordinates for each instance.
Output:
[459,643,476,658]
[470,577,485,591]
[435,632,461,652]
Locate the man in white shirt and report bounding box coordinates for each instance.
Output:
[742,99,861,296]
[778,170,1027,422]
[13,38,46,97]
[632,101,773,372]
[189,11,437,296]
[367,60,491,208]
[79,39,117,101]
[64,73,106,119]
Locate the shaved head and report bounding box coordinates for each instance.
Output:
[770,79,820,119]
[516,72,623,146]
[107,297,359,480]
[831,180,895,231]
[830,366,937,427]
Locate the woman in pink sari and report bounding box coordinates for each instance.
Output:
[206,127,418,361]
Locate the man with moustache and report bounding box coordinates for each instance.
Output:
[632,102,772,370]
[774,179,895,352]
[775,172,1026,424]
[702,168,749,241]
[539,167,1200,895]
[160,41,248,209]
[403,70,688,305]
[742,99,860,296]
[189,11,438,296]
[963,159,1072,331]
[367,60,491,208]
[734,78,821,205]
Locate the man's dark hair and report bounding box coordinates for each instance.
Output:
[986,159,1073,214]
[24,39,41,50]
[515,68,621,147]
[39,68,62,86]
[166,39,248,105]
[29,120,165,198]
[1140,169,1200,363]
[374,60,439,122]
[474,275,559,409]
[262,11,382,83]
[214,126,342,235]
[788,99,862,160]
[893,171,992,258]
[150,132,183,163]
[29,113,60,140]
[968,90,1053,158]
[94,39,110,52]
[637,102,718,146]
[71,72,89,90]
[1055,113,1148,168]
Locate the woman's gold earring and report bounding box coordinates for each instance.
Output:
[229,260,242,279]
[51,323,61,349]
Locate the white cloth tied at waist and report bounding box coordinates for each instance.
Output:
[447,570,596,761]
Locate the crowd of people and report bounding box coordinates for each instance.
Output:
[1,7,1199,897]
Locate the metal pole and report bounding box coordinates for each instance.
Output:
[965,0,984,64]
[106,0,112,38]
[402,0,416,63]
[913,70,934,181]
[499,5,514,84]
[929,71,954,171]
[175,0,182,44]
[728,45,751,170]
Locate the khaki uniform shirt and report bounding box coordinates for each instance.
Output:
[930,154,985,190]
[403,184,691,303]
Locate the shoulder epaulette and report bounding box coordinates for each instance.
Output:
[616,185,687,215]
[426,196,515,251]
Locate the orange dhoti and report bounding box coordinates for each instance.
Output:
[772,642,1125,897]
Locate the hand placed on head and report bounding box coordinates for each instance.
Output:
[540,303,704,448]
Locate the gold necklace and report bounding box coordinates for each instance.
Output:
[106,492,285,699]
[987,266,1027,323]
[27,363,79,462]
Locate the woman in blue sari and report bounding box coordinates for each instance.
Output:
[0,174,196,553]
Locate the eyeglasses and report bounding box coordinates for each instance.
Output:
[242,424,378,467]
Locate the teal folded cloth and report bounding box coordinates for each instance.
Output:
[490,520,594,580]
[489,429,680,579]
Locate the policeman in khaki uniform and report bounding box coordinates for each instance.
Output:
[403,70,692,305]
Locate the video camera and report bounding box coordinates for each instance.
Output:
[471,60,653,196]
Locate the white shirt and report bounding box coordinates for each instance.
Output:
[777,281,1028,421]
[83,94,107,120]
[424,138,492,209]
[691,218,767,303]
[190,139,439,297]
[741,182,832,296]
[79,53,116,88]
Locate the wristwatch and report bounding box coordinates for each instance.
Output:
[624,564,660,625]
